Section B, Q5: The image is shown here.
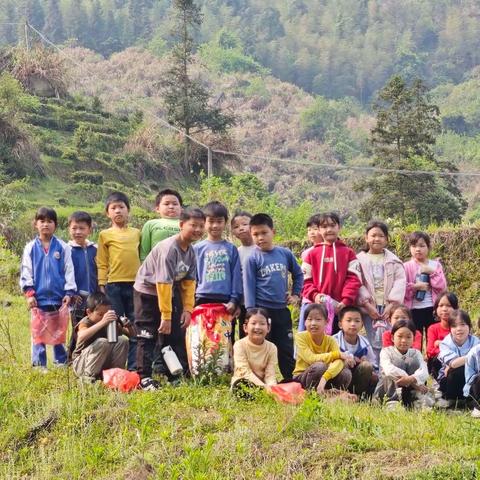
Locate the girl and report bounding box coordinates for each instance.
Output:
[293,304,355,399]
[426,291,458,378]
[404,231,447,344]
[375,319,429,409]
[382,304,422,351]
[464,339,480,418]
[231,308,278,392]
[437,309,479,405]
[357,221,406,355]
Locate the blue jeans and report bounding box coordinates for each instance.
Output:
[106,282,136,370]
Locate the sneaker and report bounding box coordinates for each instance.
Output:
[385,400,401,410]
[471,408,480,418]
[33,365,49,374]
[140,377,160,391]
[435,397,452,409]
[414,392,435,409]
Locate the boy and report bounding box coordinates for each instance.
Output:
[140,189,183,261]
[72,292,135,383]
[96,191,141,370]
[194,201,242,312]
[333,306,378,398]
[20,207,76,368]
[134,207,206,390]
[243,213,303,380]
[67,211,98,360]
[301,212,362,334]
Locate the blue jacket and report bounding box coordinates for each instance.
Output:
[464,344,480,397]
[333,331,378,372]
[69,240,98,296]
[438,333,480,381]
[20,236,76,308]
[244,246,304,309]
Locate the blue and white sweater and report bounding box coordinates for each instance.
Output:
[333,331,378,372]
[464,344,480,397]
[69,240,97,296]
[438,333,480,381]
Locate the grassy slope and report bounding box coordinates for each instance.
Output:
[1,292,480,480]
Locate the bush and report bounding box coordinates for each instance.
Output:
[67,182,104,203]
[0,236,20,294]
[71,171,103,185]
[61,147,78,162]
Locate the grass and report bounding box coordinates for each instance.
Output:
[1,292,480,479]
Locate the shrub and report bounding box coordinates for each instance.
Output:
[71,171,103,185]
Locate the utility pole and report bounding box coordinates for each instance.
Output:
[25,21,30,51]
[207,147,213,177]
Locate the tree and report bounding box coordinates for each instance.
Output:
[1,2,18,45]
[19,0,45,30]
[162,0,235,168]
[356,75,467,226]
[43,0,64,43]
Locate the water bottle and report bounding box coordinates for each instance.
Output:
[107,317,118,343]
[162,346,183,376]
[415,273,430,301]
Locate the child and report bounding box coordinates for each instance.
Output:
[20,207,76,369]
[231,308,277,392]
[140,189,183,262]
[96,191,141,370]
[293,304,354,398]
[134,208,205,390]
[244,213,303,380]
[72,292,135,383]
[333,306,378,398]
[437,309,479,405]
[464,333,480,417]
[301,212,362,335]
[375,319,429,409]
[404,231,447,344]
[298,214,324,332]
[67,211,98,360]
[194,201,242,313]
[426,291,458,378]
[357,221,406,349]
[382,305,422,351]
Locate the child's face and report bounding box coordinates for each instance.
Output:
[450,319,470,345]
[366,227,387,254]
[436,296,453,324]
[35,218,56,239]
[410,239,429,262]
[319,219,340,244]
[305,309,327,335]
[250,224,274,251]
[107,201,129,226]
[87,304,111,323]
[69,220,92,246]
[393,326,414,353]
[307,225,323,245]
[244,313,270,345]
[339,311,363,338]
[231,216,252,244]
[156,195,182,219]
[390,308,410,326]
[180,218,205,243]
[205,216,226,240]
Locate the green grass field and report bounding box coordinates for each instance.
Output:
[1,292,480,479]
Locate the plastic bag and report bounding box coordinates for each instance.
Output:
[103,368,140,392]
[372,319,389,350]
[270,382,306,405]
[30,305,69,345]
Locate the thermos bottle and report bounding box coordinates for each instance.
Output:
[162,346,183,376]
[107,316,118,343]
[415,273,430,301]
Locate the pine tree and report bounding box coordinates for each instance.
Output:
[43,0,64,43]
[20,0,45,30]
[1,1,18,45]
[63,0,88,43]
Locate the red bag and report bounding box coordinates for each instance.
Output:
[30,305,69,345]
[103,368,140,392]
[270,382,306,405]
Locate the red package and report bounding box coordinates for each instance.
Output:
[30,306,69,345]
[270,382,306,405]
[103,368,140,392]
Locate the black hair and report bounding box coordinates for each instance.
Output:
[231,211,252,225]
[155,188,183,207]
[409,231,431,249]
[245,307,270,325]
[433,291,459,317]
[338,306,363,322]
[86,292,112,311]
[180,207,206,222]
[250,213,274,230]
[391,319,416,336]
[306,214,322,228]
[448,309,472,330]
[389,304,412,321]
[203,201,229,221]
[304,303,328,320]
[362,220,389,252]
[35,207,58,227]
[105,191,130,211]
[317,212,341,226]
[68,210,92,227]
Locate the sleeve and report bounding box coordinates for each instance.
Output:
[155,247,177,321]
[301,252,319,302]
[243,255,257,309]
[63,244,77,296]
[295,334,342,368]
[379,348,408,378]
[289,250,304,296]
[233,341,266,387]
[20,243,34,293]
[382,331,393,347]
[403,261,415,304]
[413,331,423,351]
[264,344,278,386]
[426,324,438,359]
[179,279,196,313]
[464,348,479,397]
[96,232,109,286]
[139,222,152,262]
[430,260,447,296]
[230,245,243,304]
[323,359,345,381]
[340,250,362,306]
[412,351,429,385]
[438,339,458,366]
[358,285,374,306]
[386,262,406,305]
[156,283,173,321]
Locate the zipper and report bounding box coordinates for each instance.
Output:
[84,246,90,293]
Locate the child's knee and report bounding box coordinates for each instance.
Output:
[357,361,373,374]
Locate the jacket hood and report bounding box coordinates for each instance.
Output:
[357,248,402,265]
[68,240,96,248]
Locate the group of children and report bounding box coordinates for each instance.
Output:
[19,190,480,416]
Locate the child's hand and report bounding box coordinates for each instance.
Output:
[413,282,429,292]
[287,294,300,306]
[316,377,327,395]
[381,303,393,320]
[102,310,118,325]
[420,264,435,275]
[414,384,429,394]
[158,319,172,335]
[341,352,356,368]
[233,306,241,319]
[434,340,441,348]
[26,296,37,309]
[365,303,381,320]
[335,302,345,313]
[396,375,415,387]
[62,295,71,306]
[99,286,106,294]
[225,302,236,314]
[180,311,191,329]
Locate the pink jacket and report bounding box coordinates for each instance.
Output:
[357,249,406,307]
[403,259,447,308]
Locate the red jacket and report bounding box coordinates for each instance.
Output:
[383,330,423,351]
[301,240,362,306]
[426,322,450,359]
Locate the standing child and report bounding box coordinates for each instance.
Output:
[333,306,378,398]
[302,212,362,335]
[20,207,76,369]
[404,231,447,344]
[244,213,303,380]
[382,305,422,351]
[96,191,141,370]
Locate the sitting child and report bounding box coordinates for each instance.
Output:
[333,306,378,398]
[382,305,422,351]
[375,319,429,409]
[231,308,277,393]
[72,292,135,383]
[464,336,480,418]
[293,304,354,399]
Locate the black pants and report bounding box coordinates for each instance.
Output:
[231,305,247,344]
[134,290,188,379]
[439,365,466,400]
[411,307,434,347]
[428,356,442,380]
[469,375,480,405]
[265,307,294,381]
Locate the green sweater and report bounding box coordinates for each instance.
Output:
[140,218,180,261]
